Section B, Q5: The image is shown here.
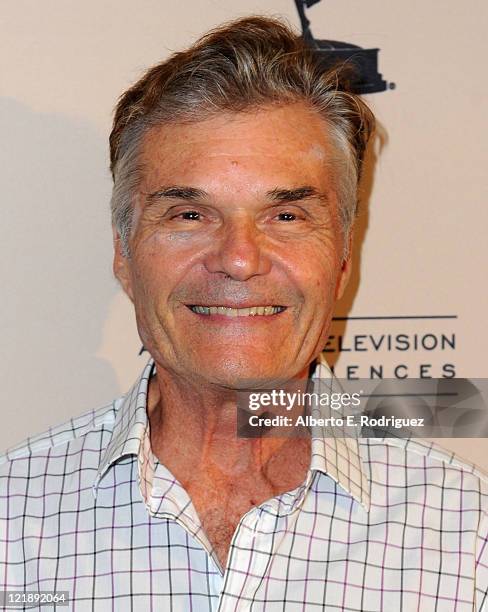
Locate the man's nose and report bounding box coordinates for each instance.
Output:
[203,217,272,281]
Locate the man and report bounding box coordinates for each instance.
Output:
[1,16,487,611]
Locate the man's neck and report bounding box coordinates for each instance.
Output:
[146,365,312,491]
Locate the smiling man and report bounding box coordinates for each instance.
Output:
[1,16,487,612]
[115,101,350,570]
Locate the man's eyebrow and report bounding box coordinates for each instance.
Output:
[266,186,328,204]
[144,185,209,202]
[143,185,328,205]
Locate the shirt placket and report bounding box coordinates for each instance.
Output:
[216,478,314,611]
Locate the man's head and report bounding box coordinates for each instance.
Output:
[110,16,375,387]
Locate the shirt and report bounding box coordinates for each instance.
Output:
[1,356,487,611]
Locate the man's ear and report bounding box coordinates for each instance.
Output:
[112,226,134,302]
[335,231,354,300]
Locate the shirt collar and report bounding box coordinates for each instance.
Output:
[309,354,371,512]
[93,355,371,511]
[92,358,155,499]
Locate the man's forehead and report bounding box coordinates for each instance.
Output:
[140,103,333,161]
[137,105,336,199]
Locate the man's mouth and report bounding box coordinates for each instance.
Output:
[187,305,286,317]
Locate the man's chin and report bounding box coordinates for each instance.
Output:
[192,358,288,390]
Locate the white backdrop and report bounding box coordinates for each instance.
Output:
[1,0,487,467]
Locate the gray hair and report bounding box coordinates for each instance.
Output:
[109,16,375,259]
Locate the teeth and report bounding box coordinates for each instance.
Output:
[190,305,284,316]
[193,306,210,315]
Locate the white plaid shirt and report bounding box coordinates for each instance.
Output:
[1,357,487,611]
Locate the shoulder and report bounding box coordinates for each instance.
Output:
[362,436,488,495]
[0,397,121,474]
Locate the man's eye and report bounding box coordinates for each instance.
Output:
[177,210,201,220]
[277,211,297,221]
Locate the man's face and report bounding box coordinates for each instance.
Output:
[114,103,352,387]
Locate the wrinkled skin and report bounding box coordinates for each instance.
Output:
[114,103,352,389]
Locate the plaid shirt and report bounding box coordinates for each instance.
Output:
[1,357,487,611]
